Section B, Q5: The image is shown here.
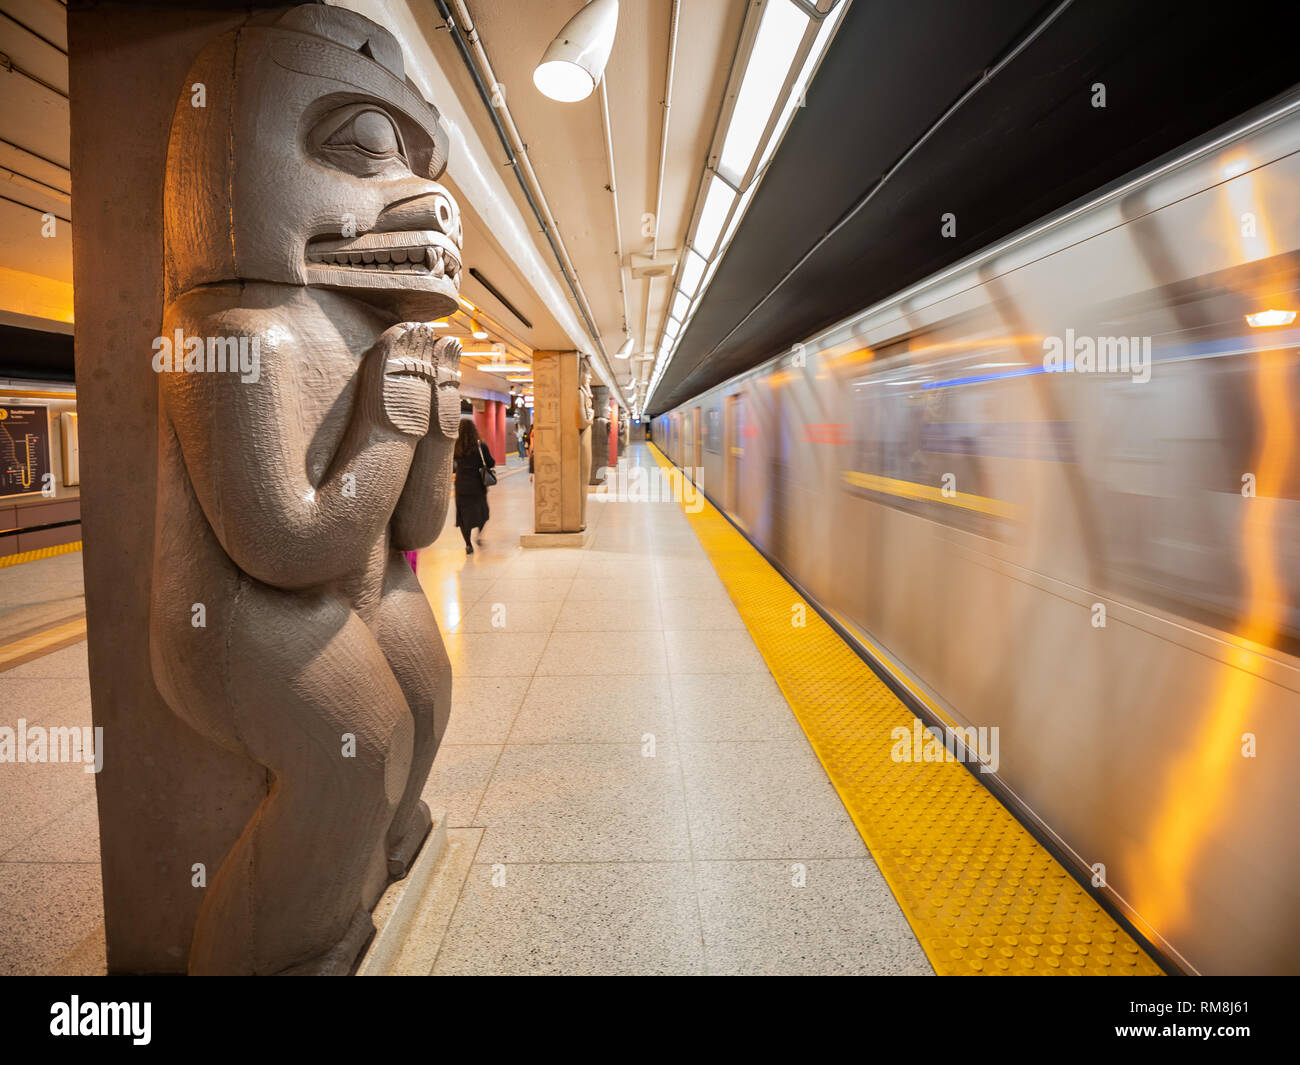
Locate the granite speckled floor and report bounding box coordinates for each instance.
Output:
[416,444,932,975]
[0,446,932,975]
[0,551,101,977]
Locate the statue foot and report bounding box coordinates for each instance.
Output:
[276,909,374,976]
[386,799,432,878]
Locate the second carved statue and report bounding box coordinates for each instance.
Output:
[577,359,595,529]
[149,6,463,975]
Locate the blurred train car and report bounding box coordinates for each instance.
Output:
[655,92,1300,975]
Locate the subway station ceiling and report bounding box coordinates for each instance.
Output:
[3,0,1296,405]
[647,0,1300,414]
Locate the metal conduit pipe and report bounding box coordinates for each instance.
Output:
[598,79,630,346]
[651,0,678,260]
[635,0,679,404]
[437,0,624,407]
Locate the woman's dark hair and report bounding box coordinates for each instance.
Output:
[455,418,480,459]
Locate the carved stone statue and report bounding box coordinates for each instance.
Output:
[576,359,594,528]
[589,385,610,484]
[149,5,463,975]
[618,409,629,453]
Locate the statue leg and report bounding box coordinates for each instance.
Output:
[189,582,415,975]
[375,551,451,875]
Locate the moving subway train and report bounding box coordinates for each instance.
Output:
[654,93,1300,975]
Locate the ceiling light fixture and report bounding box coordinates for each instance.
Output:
[533,0,620,103]
[678,250,707,298]
[692,175,736,260]
[471,318,489,339]
[717,0,807,185]
[615,335,635,359]
[1245,308,1296,327]
[645,0,847,409]
[479,363,533,374]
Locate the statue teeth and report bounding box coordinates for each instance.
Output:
[361,250,375,263]
[391,248,408,263]
[374,249,390,263]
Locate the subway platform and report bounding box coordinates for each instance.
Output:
[0,440,1169,976]
[0,445,932,975]
[406,442,933,975]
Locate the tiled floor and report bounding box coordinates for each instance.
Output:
[0,445,932,976]
[0,582,101,975]
[417,444,931,975]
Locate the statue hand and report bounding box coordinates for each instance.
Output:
[362,323,461,437]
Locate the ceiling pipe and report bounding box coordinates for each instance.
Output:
[598,78,633,377]
[438,0,626,408]
[632,0,680,406]
[651,0,679,260]
[0,165,71,205]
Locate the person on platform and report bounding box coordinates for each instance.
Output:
[454,419,496,554]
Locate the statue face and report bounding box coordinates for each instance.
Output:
[166,5,462,320]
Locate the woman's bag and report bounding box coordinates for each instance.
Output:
[479,441,498,487]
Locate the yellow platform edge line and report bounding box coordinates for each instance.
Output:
[0,540,83,569]
[0,616,88,672]
[648,444,1161,976]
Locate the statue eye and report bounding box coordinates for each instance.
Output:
[324,108,405,160]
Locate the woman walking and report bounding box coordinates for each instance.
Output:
[454,419,496,554]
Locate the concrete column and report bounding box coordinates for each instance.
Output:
[589,385,609,484]
[525,350,587,539]
[69,1,284,974]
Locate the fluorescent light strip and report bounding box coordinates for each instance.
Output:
[754,2,845,179]
[717,0,807,185]
[678,249,707,298]
[646,1,846,411]
[692,175,736,259]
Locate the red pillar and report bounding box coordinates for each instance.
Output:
[474,399,506,466]
[473,403,492,463]
[494,400,507,467]
[608,400,617,467]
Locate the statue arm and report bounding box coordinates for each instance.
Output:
[390,434,451,551]
[161,308,433,589]
[390,335,461,550]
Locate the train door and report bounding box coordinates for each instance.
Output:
[724,392,745,514]
[770,387,791,561]
[692,405,703,476]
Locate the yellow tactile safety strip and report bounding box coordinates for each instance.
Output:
[648,445,1161,976]
[0,616,87,673]
[0,540,83,569]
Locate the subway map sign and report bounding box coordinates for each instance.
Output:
[0,405,52,499]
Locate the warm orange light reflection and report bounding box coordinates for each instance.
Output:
[1126,345,1291,931]
[1225,172,1275,262]
[822,347,874,371]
